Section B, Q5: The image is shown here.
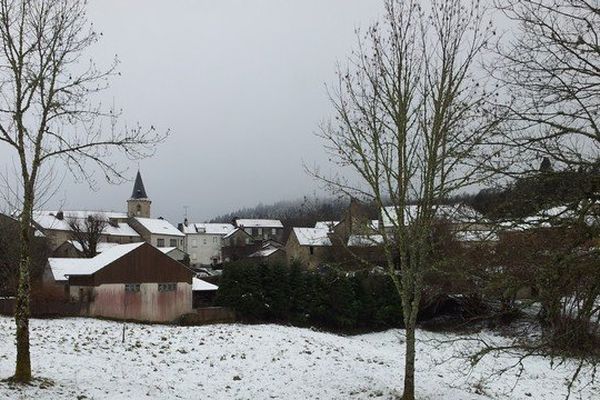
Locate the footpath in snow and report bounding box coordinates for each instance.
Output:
[0,316,597,399]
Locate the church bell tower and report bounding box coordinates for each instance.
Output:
[127,170,151,218]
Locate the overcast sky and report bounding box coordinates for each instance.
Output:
[0,0,388,223]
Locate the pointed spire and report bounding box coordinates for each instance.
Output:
[539,157,552,172]
[130,170,148,199]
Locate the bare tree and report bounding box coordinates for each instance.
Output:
[67,214,108,257]
[477,3,600,392]
[313,0,496,398]
[493,0,600,174]
[0,0,166,382]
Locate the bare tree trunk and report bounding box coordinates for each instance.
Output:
[403,323,416,400]
[14,191,32,382]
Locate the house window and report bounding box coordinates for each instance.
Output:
[245,238,251,245]
[125,283,141,292]
[271,228,277,235]
[258,228,263,235]
[169,239,177,247]
[136,204,141,215]
[158,283,177,292]
[191,238,198,248]
[191,253,197,260]
[203,238,207,245]
[309,246,314,255]
[157,238,165,247]
[213,237,218,243]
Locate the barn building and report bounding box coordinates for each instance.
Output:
[45,242,194,322]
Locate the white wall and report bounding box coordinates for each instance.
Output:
[151,234,184,249]
[184,232,223,266]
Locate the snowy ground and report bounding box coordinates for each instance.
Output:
[0,317,597,400]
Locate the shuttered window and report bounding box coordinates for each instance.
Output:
[158,283,177,292]
[125,283,140,292]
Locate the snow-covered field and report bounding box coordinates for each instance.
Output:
[0,316,597,400]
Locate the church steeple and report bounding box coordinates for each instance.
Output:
[127,170,151,218]
[131,170,148,199]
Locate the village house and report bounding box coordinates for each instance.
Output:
[233,218,284,242]
[52,241,120,258]
[44,242,194,322]
[285,227,332,269]
[179,221,235,266]
[128,217,185,249]
[221,227,260,262]
[159,247,189,264]
[247,242,286,265]
[31,210,141,251]
[286,199,387,269]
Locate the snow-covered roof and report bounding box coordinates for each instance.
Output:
[32,210,138,237]
[47,258,85,282]
[382,204,483,227]
[48,242,145,281]
[223,227,251,239]
[35,210,128,220]
[236,219,283,229]
[314,221,340,230]
[134,217,184,237]
[182,223,235,235]
[454,230,499,242]
[347,234,384,247]
[192,277,218,291]
[248,246,282,258]
[32,213,71,231]
[158,247,177,254]
[67,241,120,254]
[528,205,596,225]
[292,227,332,246]
[102,223,140,237]
[500,203,600,231]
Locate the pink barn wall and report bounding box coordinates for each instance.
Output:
[89,283,192,322]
